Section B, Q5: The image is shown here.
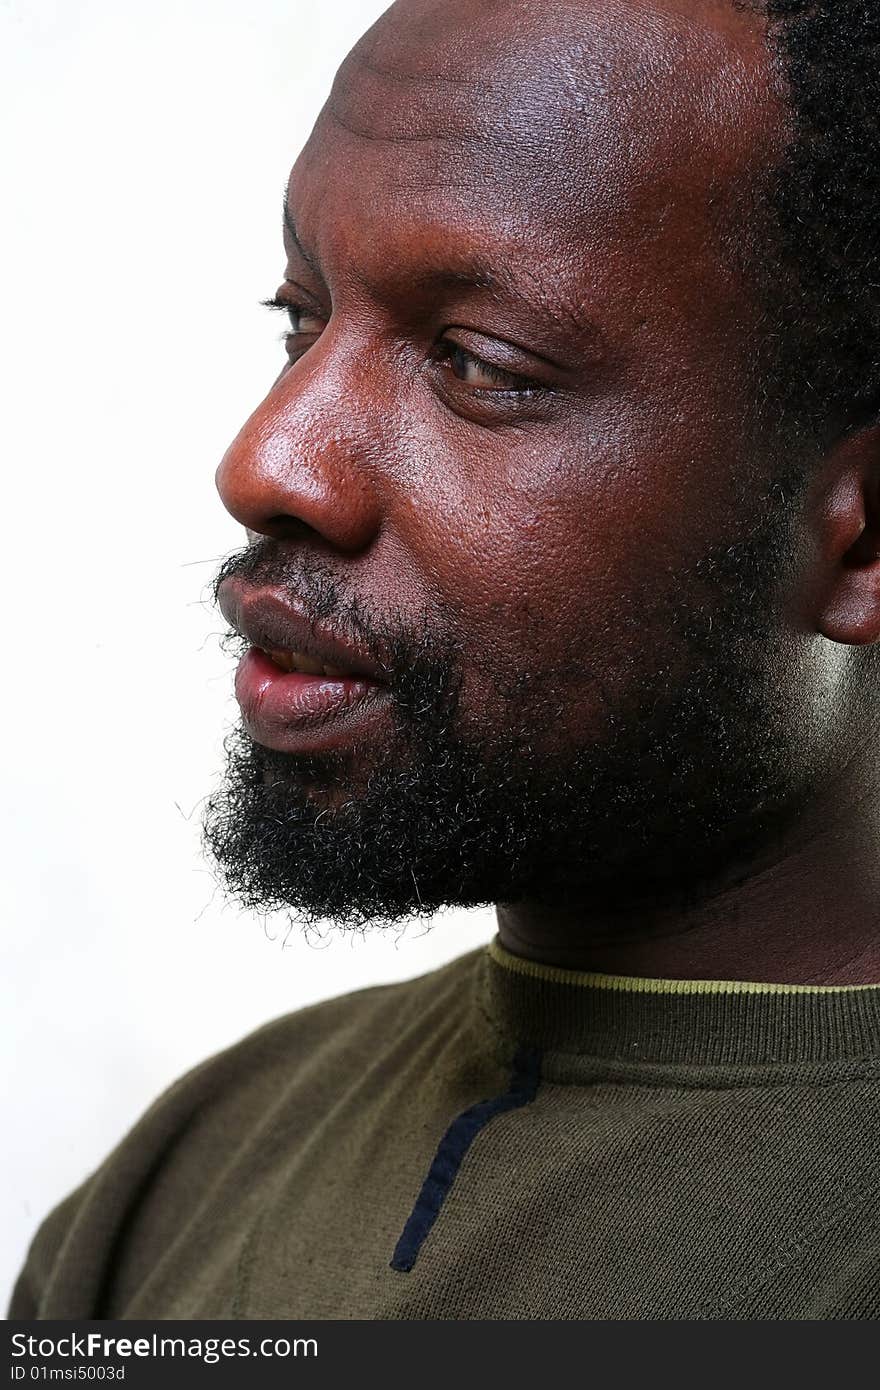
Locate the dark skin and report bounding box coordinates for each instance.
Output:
[216,0,880,983]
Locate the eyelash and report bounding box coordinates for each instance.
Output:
[433,340,539,395]
[261,296,322,340]
[261,296,542,398]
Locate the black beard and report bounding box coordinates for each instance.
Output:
[201,490,810,931]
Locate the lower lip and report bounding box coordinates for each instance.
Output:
[233,646,390,754]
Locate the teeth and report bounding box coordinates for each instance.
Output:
[263,647,350,678]
[292,652,324,675]
[264,647,296,672]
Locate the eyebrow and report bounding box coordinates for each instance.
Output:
[284,199,493,291]
[282,201,323,279]
[281,199,602,353]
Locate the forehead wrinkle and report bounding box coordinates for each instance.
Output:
[327,36,552,148]
[324,103,468,149]
[319,100,574,201]
[351,49,484,91]
[325,0,779,189]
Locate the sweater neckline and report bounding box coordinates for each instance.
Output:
[478,938,880,1067]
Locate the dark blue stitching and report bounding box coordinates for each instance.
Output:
[389,1045,542,1274]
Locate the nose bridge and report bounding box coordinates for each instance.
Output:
[215,330,387,552]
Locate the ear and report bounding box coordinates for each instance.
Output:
[812,425,880,647]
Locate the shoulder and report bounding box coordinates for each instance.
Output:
[9,945,485,1317]
[172,943,484,1110]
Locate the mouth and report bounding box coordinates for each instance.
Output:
[257,647,354,678]
[217,576,392,755]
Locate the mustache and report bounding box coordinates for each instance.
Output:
[211,539,463,719]
[213,538,371,638]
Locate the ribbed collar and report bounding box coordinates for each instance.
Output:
[478,938,880,1067]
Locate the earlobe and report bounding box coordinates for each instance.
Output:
[814,425,880,647]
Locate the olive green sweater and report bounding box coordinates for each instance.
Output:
[11,940,880,1319]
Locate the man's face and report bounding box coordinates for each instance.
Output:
[207,0,814,927]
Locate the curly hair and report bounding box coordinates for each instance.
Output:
[747,2,880,446]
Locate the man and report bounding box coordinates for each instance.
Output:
[12,0,880,1319]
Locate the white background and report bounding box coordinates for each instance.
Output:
[0,0,495,1310]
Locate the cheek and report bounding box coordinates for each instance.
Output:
[398,475,636,741]
[398,410,758,733]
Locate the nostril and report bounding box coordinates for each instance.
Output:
[264,515,323,542]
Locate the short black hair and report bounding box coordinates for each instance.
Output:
[747,1,880,445]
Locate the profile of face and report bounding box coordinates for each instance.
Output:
[204,0,867,928]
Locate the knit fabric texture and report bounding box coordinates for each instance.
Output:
[10,939,880,1320]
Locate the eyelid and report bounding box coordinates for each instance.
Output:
[437,339,540,394]
[441,325,556,380]
[439,328,551,391]
[442,324,567,375]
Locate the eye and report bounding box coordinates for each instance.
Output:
[262,295,326,360]
[437,339,540,394]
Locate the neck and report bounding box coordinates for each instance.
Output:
[497,785,880,986]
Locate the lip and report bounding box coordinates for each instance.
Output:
[217,576,388,682]
[217,576,392,755]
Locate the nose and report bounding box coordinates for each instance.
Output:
[215,359,384,554]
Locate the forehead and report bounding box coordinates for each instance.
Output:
[288,0,781,283]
